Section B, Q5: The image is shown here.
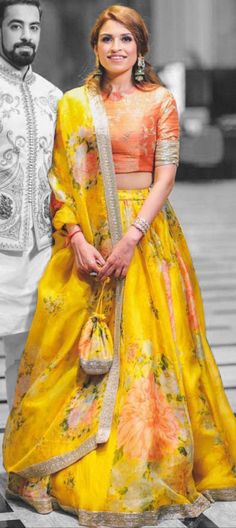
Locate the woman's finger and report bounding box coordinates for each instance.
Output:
[94,250,106,266]
[99,263,115,279]
[120,266,127,279]
[114,267,123,279]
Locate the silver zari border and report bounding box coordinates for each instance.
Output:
[155,139,179,166]
[18,435,97,478]
[88,90,123,247]
[55,494,211,527]
[88,89,124,444]
[203,487,236,502]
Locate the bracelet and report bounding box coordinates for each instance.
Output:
[66,227,82,245]
[131,216,150,235]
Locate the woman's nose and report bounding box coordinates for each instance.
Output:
[111,38,122,51]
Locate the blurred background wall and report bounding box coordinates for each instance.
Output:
[34,0,152,90]
[35,0,236,86]
[34,0,236,180]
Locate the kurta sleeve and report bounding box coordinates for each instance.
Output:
[155,91,180,167]
[49,96,78,230]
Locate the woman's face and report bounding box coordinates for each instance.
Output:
[96,19,138,78]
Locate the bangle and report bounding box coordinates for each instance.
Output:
[66,227,82,245]
[131,216,150,235]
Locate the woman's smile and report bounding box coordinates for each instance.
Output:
[96,19,137,77]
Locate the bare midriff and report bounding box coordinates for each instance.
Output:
[116,172,153,190]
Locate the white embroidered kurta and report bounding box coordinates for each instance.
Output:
[0,57,62,335]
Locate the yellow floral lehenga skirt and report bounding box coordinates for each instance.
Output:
[3,189,236,527]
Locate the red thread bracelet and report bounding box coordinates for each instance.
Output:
[66,228,82,246]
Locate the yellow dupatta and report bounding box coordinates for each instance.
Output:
[3,86,124,477]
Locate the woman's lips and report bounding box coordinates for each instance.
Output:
[108,55,126,61]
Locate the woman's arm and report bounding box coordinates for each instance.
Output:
[98,164,177,280]
[132,164,177,226]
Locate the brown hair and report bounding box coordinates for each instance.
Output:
[86,4,161,93]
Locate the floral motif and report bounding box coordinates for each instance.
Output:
[150,297,159,319]
[69,127,98,189]
[14,373,31,401]
[59,379,106,440]
[8,473,50,500]
[67,400,98,430]
[164,201,184,241]
[161,259,176,339]
[43,295,64,315]
[93,221,112,259]
[50,192,64,217]
[176,249,199,331]
[64,473,76,490]
[126,343,139,361]
[118,371,179,461]
[100,237,112,259]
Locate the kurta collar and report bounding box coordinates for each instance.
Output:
[0,55,35,84]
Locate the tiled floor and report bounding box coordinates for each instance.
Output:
[0,180,236,527]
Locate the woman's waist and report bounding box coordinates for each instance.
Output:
[116,171,152,190]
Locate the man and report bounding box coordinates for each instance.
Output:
[0,0,62,406]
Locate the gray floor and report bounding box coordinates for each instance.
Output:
[0,179,236,527]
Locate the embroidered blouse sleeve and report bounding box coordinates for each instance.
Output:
[49,96,78,230]
[155,91,180,167]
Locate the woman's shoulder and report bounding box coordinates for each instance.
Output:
[58,85,88,110]
[142,84,175,105]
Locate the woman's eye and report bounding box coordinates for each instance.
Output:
[101,36,111,43]
[122,36,132,42]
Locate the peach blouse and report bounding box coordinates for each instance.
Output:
[103,86,180,174]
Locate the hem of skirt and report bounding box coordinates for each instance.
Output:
[54,494,210,527]
[202,487,236,501]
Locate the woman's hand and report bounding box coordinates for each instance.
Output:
[98,227,142,280]
[70,232,105,277]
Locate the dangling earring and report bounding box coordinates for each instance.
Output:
[134,55,145,82]
[94,55,103,77]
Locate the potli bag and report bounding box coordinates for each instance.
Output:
[78,281,113,375]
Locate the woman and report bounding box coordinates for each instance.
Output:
[3,4,236,526]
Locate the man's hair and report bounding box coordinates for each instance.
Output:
[0,0,42,25]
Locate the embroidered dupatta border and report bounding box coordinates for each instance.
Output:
[88,90,124,444]
[18,89,124,478]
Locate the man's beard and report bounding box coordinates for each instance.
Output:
[2,40,36,68]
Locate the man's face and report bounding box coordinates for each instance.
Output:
[0,4,41,68]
